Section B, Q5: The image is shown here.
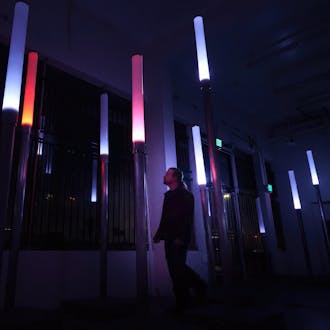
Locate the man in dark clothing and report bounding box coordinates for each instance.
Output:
[153,168,207,310]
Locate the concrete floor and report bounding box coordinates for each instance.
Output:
[1,277,330,329]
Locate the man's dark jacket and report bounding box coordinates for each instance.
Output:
[155,185,194,243]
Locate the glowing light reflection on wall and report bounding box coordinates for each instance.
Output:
[256,197,266,233]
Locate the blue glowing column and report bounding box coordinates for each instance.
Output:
[132,54,148,304]
[99,93,109,299]
[0,1,29,283]
[192,125,217,290]
[306,150,330,262]
[288,170,312,276]
[193,16,231,284]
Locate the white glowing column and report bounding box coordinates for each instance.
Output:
[306,150,319,185]
[288,170,301,210]
[100,93,109,155]
[2,2,29,112]
[132,54,145,142]
[192,125,206,185]
[193,16,210,82]
[99,92,109,298]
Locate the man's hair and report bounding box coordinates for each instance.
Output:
[169,167,184,184]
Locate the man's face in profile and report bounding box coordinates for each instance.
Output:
[163,168,175,186]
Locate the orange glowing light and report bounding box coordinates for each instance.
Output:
[21,51,38,126]
[132,54,145,142]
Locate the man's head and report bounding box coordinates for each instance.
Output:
[163,167,183,189]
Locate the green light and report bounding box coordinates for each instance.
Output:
[216,138,222,148]
[267,184,273,193]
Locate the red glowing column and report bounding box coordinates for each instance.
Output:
[132,54,148,304]
[5,51,38,309]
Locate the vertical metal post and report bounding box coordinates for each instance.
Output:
[4,126,31,309]
[230,153,247,279]
[0,110,18,281]
[296,209,313,276]
[314,185,330,263]
[201,80,231,285]
[100,154,109,299]
[133,141,148,304]
[200,186,217,290]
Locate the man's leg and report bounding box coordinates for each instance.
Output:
[165,240,190,309]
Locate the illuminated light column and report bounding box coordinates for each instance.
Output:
[99,92,109,299]
[288,170,312,276]
[0,1,29,284]
[306,150,330,262]
[192,125,217,290]
[5,51,38,310]
[193,16,231,284]
[132,54,148,304]
[91,159,98,203]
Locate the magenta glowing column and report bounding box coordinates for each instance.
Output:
[132,54,148,303]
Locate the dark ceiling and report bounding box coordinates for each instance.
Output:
[1,0,330,142]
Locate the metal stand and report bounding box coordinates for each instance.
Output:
[296,209,313,276]
[314,185,330,263]
[200,185,217,290]
[133,141,148,305]
[4,126,31,309]
[0,110,18,289]
[200,80,230,285]
[100,154,109,299]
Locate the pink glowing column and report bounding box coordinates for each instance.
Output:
[132,54,148,303]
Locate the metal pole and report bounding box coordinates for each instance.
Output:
[0,110,18,284]
[200,185,217,290]
[200,80,231,285]
[133,141,148,304]
[4,126,31,310]
[314,185,330,263]
[296,209,313,277]
[230,153,247,279]
[100,154,109,299]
